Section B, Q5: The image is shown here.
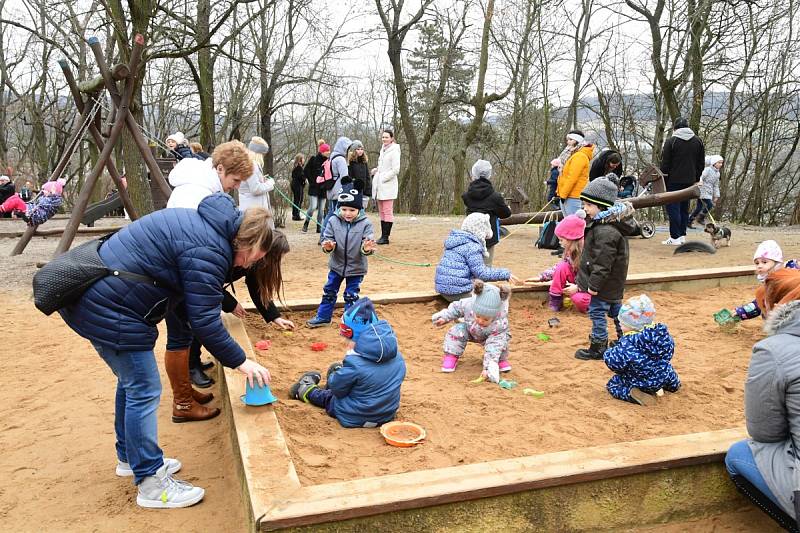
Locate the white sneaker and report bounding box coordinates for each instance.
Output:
[678,236,686,244]
[136,464,204,509]
[117,457,182,477]
[661,237,681,246]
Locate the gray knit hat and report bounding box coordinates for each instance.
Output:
[350,139,364,150]
[248,136,269,154]
[473,282,502,318]
[470,159,493,181]
[580,174,619,208]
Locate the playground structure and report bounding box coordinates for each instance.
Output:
[10,33,171,257]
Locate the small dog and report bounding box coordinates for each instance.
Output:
[704,223,732,248]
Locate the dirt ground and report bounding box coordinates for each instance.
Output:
[1,213,798,531]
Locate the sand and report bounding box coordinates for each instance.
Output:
[1,213,797,531]
[247,285,763,485]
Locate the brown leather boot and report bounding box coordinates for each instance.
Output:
[192,388,213,405]
[164,348,220,423]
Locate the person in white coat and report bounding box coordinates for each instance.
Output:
[371,129,400,244]
[167,140,251,209]
[238,136,275,228]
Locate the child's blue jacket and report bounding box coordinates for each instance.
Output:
[327,320,406,428]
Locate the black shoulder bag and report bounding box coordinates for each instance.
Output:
[33,233,161,316]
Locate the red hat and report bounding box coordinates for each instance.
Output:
[319,143,331,153]
[554,210,586,241]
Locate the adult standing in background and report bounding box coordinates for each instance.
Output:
[556,130,594,217]
[239,136,275,228]
[302,142,330,234]
[462,159,512,267]
[290,153,305,221]
[659,117,705,246]
[348,140,371,209]
[372,129,400,245]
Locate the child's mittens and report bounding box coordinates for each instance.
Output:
[485,360,500,384]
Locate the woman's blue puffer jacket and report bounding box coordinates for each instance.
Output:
[59,193,247,368]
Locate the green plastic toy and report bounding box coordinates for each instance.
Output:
[523,388,545,398]
[536,333,551,342]
[499,379,517,390]
[713,308,740,326]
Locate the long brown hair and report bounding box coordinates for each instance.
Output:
[563,237,584,271]
[234,208,273,257]
[348,148,368,164]
[293,153,305,168]
[251,230,290,305]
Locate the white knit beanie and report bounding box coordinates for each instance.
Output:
[461,213,493,257]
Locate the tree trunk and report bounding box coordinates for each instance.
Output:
[196,0,215,148]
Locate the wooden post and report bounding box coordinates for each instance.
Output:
[88,35,172,199]
[60,61,139,220]
[53,37,145,257]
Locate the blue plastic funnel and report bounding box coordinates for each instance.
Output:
[241,381,278,406]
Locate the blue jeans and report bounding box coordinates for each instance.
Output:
[92,343,163,484]
[307,387,335,417]
[726,440,780,506]
[690,198,714,224]
[588,296,622,341]
[665,181,691,238]
[315,271,364,321]
[560,198,582,217]
[319,200,338,242]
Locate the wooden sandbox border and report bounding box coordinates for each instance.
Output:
[226,266,756,531]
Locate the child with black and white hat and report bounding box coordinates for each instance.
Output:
[573,174,638,360]
[306,184,377,328]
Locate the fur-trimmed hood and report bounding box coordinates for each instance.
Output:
[764,299,800,336]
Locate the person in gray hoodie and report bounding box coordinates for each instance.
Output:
[307,185,376,327]
[659,117,705,245]
[688,155,722,228]
[726,269,800,532]
[318,136,352,243]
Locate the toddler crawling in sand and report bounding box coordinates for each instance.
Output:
[432,279,511,383]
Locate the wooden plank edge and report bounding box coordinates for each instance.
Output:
[258,428,747,530]
[241,266,755,312]
[221,315,303,526]
[0,224,127,239]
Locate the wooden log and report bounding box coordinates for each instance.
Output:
[77,75,105,94]
[500,184,700,225]
[2,225,126,239]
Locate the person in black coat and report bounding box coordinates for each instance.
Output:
[589,149,624,182]
[0,175,15,218]
[659,117,705,245]
[302,142,330,233]
[290,153,305,220]
[348,140,371,209]
[461,160,512,266]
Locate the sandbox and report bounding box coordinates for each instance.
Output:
[222,267,761,531]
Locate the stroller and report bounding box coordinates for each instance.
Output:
[617,166,661,239]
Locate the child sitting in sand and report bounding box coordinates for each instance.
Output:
[434,213,519,301]
[604,294,681,406]
[432,279,512,383]
[730,240,799,320]
[289,297,406,428]
[525,211,591,313]
[0,178,65,226]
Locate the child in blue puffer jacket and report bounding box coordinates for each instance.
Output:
[289,297,406,428]
[604,294,681,406]
[434,213,518,301]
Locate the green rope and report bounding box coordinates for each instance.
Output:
[272,186,433,267]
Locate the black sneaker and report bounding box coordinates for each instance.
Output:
[288,371,322,401]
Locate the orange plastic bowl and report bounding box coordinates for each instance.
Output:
[380,421,426,447]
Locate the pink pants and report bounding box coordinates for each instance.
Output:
[0,194,26,213]
[377,199,394,222]
[549,260,591,313]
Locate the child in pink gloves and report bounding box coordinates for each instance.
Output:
[526,210,591,312]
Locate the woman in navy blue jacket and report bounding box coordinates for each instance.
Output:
[58,193,272,509]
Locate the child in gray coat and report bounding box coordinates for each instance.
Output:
[307,186,376,327]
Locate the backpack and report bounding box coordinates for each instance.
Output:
[317,154,345,191]
[535,212,561,250]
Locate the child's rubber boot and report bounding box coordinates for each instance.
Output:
[548,293,563,312]
[629,387,657,406]
[288,371,322,402]
[574,336,608,361]
[325,362,343,388]
[306,316,331,328]
[499,360,512,372]
[441,354,458,373]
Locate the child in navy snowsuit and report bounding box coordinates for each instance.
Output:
[604,294,680,406]
[289,297,406,428]
[306,185,376,327]
[0,178,65,226]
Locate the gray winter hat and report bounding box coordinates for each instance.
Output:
[248,136,269,154]
[350,140,364,150]
[580,174,619,208]
[471,159,492,181]
[674,117,689,129]
[473,282,502,318]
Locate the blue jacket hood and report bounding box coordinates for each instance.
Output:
[332,136,353,158]
[353,320,399,363]
[197,193,242,240]
[444,230,484,251]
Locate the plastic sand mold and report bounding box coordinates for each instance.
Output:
[470,375,486,383]
[282,330,294,336]
[255,340,272,351]
[523,388,545,398]
[536,333,551,342]
[380,421,426,447]
[713,308,740,325]
[310,342,328,352]
[499,379,517,390]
